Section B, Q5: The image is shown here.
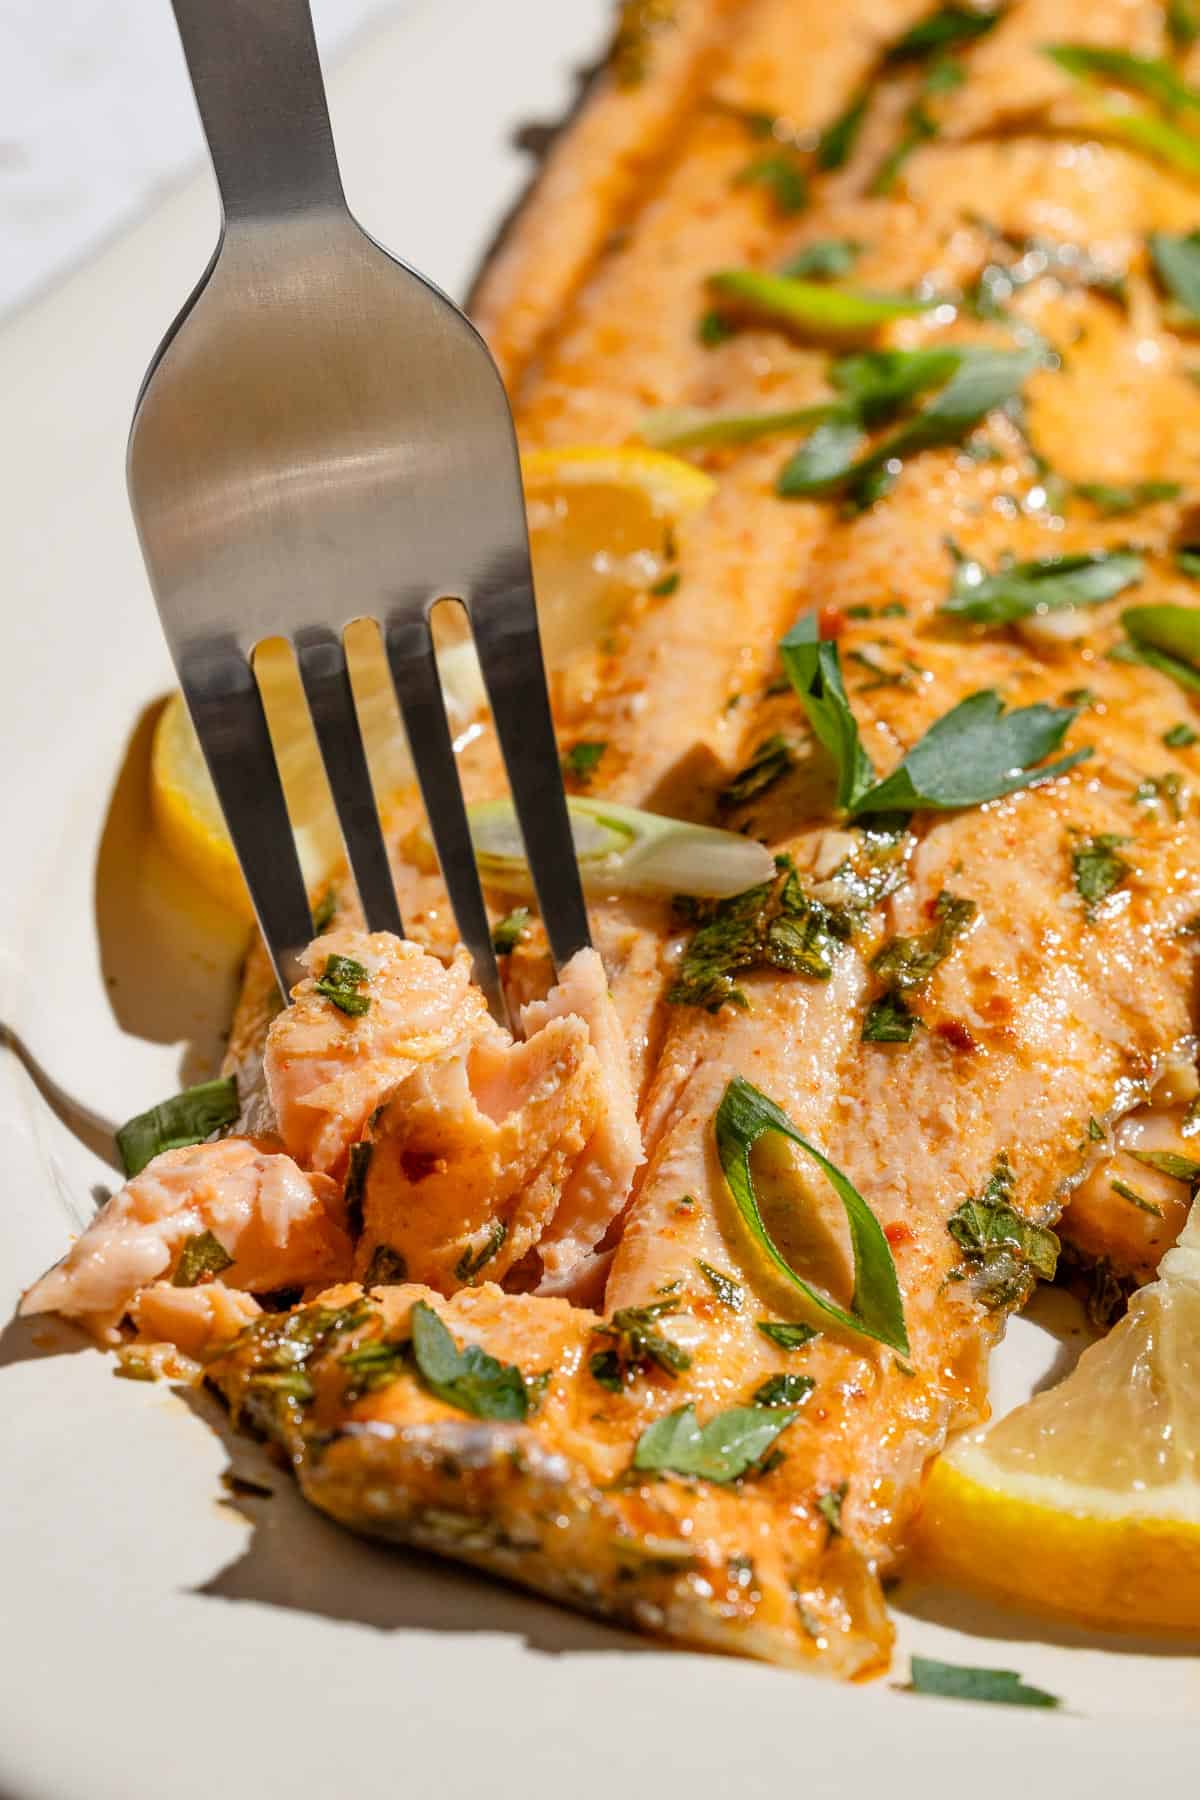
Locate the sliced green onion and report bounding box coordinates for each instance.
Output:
[639,402,838,451]
[715,1075,909,1353]
[468,798,776,899]
[116,1075,240,1179]
[707,269,932,340]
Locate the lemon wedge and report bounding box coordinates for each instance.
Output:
[150,446,716,915]
[914,1202,1200,1632]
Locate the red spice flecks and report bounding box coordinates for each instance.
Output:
[884,1220,913,1248]
[934,1018,979,1053]
[817,605,846,640]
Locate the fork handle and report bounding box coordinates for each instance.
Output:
[171,0,346,221]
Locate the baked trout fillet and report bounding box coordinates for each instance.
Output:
[23,0,1200,1678]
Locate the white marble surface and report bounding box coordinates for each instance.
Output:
[0,0,399,318]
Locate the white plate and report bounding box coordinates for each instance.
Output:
[1,7,1196,1794]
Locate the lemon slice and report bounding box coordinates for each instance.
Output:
[150,446,716,915]
[914,1203,1200,1632]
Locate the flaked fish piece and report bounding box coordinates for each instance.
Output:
[207,1282,892,1676]
[355,949,642,1297]
[264,929,490,1175]
[20,1139,349,1343]
[131,1280,262,1360]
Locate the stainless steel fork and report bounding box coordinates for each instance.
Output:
[127,0,590,1020]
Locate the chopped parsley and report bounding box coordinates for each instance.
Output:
[1151,230,1200,324]
[632,1402,796,1484]
[343,1140,372,1237]
[1110,1177,1164,1218]
[815,89,870,169]
[733,153,809,214]
[409,1299,531,1420]
[362,1243,408,1287]
[1128,1148,1200,1183]
[339,1334,409,1403]
[1165,722,1198,748]
[947,1154,1059,1310]
[780,239,864,280]
[752,1372,816,1407]
[718,734,795,811]
[756,1319,820,1351]
[1071,834,1129,911]
[697,307,735,347]
[866,891,976,1042]
[171,1229,234,1288]
[696,1260,744,1310]
[491,906,530,955]
[561,741,608,787]
[649,569,680,596]
[1074,480,1181,516]
[454,1219,508,1283]
[668,856,851,1012]
[909,1656,1059,1708]
[314,953,371,1017]
[115,1074,240,1178]
[590,1301,691,1391]
[862,989,921,1043]
[310,886,338,933]
[816,1480,848,1538]
[941,547,1143,625]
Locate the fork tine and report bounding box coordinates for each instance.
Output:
[468,567,591,971]
[294,629,403,937]
[179,643,314,997]
[384,613,507,1024]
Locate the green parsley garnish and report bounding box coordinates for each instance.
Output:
[715,1076,909,1353]
[816,1480,848,1537]
[780,239,864,280]
[1071,834,1129,911]
[1165,722,1199,748]
[872,891,977,993]
[706,268,932,342]
[696,1260,744,1310]
[409,1299,531,1420]
[362,1243,408,1287]
[752,1372,816,1407]
[1110,1177,1164,1218]
[909,1656,1059,1708]
[947,1154,1059,1310]
[815,89,870,169]
[314,953,371,1016]
[632,1402,795,1484]
[942,547,1142,625]
[733,153,809,214]
[561,741,608,787]
[862,989,921,1043]
[491,907,530,955]
[343,1139,372,1237]
[454,1219,508,1284]
[1074,480,1181,516]
[1128,1148,1200,1183]
[756,1320,820,1350]
[115,1075,240,1178]
[718,733,796,810]
[590,1302,691,1391]
[171,1229,234,1288]
[310,886,338,933]
[669,856,852,1012]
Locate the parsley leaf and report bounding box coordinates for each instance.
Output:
[862,989,920,1042]
[1110,1177,1164,1217]
[669,855,853,1011]
[561,741,608,787]
[857,689,1089,813]
[815,89,870,169]
[1169,0,1200,47]
[454,1219,507,1283]
[756,1319,820,1350]
[886,4,1002,63]
[733,153,809,214]
[872,891,977,991]
[633,1402,795,1483]
[942,548,1143,625]
[1071,833,1129,910]
[830,347,963,421]
[1128,1148,1200,1183]
[363,1243,408,1287]
[696,1260,744,1310]
[116,1075,240,1178]
[718,733,796,808]
[314,953,371,1017]
[172,1230,234,1288]
[753,1372,816,1407]
[409,1299,530,1420]
[715,1075,909,1353]
[343,1140,372,1237]
[590,1302,691,1391]
[778,613,876,808]
[909,1656,1060,1708]
[1165,722,1198,747]
[779,239,863,280]
[947,1154,1059,1310]
[776,412,868,496]
[491,907,530,955]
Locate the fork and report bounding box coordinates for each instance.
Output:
[127,0,590,1022]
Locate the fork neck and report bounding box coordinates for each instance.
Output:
[171,0,347,223]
